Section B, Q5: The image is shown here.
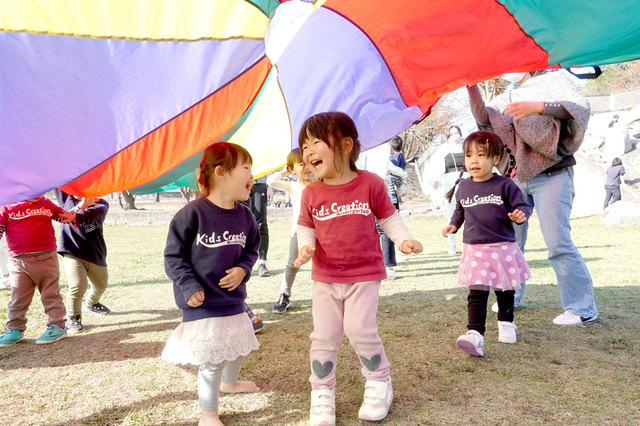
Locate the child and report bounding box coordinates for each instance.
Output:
[385,136,407,206]
[441,131,531,357]
[380,136,408,279]
[162,142,261,426]
[294,112,423,425]
[55,189,111,334]
[0,194,75,346]
[0,237,9,288]
[266,149,314,313]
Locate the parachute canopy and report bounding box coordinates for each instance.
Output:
[2,0,640,203]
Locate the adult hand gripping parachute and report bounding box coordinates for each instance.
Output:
[1,0,640,203]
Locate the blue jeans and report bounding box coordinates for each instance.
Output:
[513,169,598,318]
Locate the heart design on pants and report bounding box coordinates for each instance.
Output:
[359,354,381,372]
[312,359,334,379]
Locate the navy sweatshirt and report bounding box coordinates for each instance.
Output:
[55,189,109,267]
[164,197,260,322]
[450,174,531,244]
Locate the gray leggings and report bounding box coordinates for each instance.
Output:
[279,233,300,296]
[197,356,244,410]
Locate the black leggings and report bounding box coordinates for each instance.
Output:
[467,289,514,335]
[250,183,269,260]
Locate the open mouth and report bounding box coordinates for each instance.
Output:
[246,182,253,191]
[310,159,322,168]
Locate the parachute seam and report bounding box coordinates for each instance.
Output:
[62,55,271,191]
[493,1,552,66]
[321,5,408,109]
[0,28,264,42]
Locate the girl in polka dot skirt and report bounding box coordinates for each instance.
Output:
[442,131,531,357]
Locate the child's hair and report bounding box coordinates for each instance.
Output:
[286,149,303,171]
[197,142,253,197]
[445,130,515,202]
[611,157,622,166]
[298,111,361,173]
[390,136,403,152]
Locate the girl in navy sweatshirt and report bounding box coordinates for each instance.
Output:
[442,131,531,357]
[162,142,260,426]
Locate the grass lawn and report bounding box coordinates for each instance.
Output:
[1,213,639,425]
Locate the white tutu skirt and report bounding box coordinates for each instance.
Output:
[458,242,530,291]
[161,313,259,366]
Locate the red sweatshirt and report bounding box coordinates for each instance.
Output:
[0,197,66,256]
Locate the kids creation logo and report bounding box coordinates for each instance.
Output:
[196,231,247,248]
[311,200,371,221]
[8,207,53,220]
[460,194,504,208]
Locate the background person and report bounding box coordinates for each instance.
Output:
[250,177,271,277]
[266,149,313,314]
[440,125,467,255]
[0,237,9,288]
[55,189,111,333]
[379,136,407,279]
[603,157,626,209]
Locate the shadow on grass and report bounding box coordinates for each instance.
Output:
[49,391,196,426]
[0,309,181,370]
[107,278,172,288]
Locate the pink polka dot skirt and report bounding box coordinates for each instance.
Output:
[457,242,530,290]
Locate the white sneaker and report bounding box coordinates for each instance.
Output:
[552,311,598,326]
[384,267,396,280]
[310,388,335,426]
[358,378,393,421]
[448,248,457,255]
[498,321,517,343]
[456,330,484,357]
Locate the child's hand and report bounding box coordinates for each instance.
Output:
[504,101,544,121]
[294,244,315,268]
[78,197,99,209]
[58,211,77,227]
[219,267,247,291]
[508,208,527,224]
[187,290,205,307]
[400,239,423,254]
[442,224,457,237]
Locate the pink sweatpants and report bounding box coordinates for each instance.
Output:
[309,281,390,389]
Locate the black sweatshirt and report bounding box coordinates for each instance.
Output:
[164,197,260,322]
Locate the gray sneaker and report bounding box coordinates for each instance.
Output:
[66,315,85,334]
[257,263,271,277]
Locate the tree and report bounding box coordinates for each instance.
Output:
[179,186,197,203]
[397,77,510,163]
[117,190,137,210]
[581,60,640,96]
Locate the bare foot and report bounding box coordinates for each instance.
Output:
[199,409,224,426]
[220,380,260,393]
